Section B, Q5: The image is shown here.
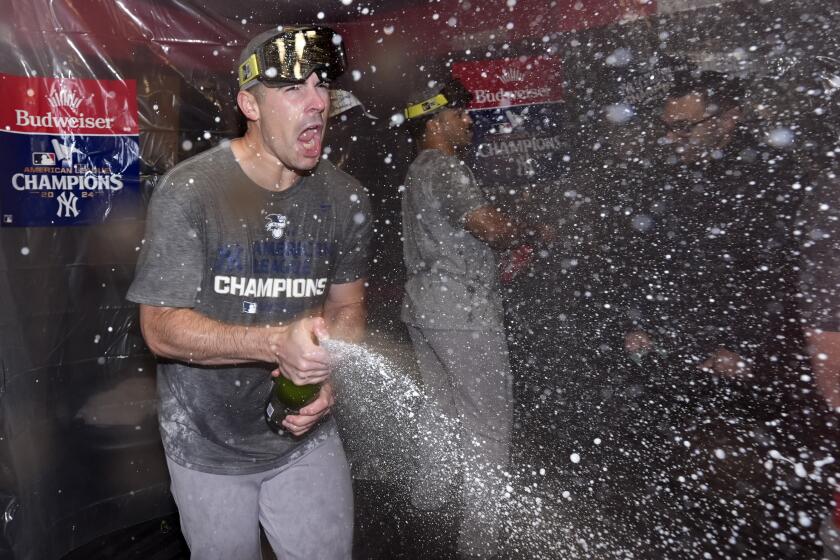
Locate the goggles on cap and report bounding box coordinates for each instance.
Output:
[238,26,346,89]
[404,80,473,120]
[817,56,840,94]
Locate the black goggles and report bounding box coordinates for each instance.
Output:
[238,26,346,88]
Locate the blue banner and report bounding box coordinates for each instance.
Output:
[468,101,570,191]
[0,132,141,226]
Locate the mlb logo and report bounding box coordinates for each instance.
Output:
[242,301,258,314]
[3,215,12,224]
[32,152,56,166]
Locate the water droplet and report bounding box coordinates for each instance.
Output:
[390,113,406,127]
[606,47,632,67]
[766,127,794,148]
[605,103,635,124]
[631,214,653,232]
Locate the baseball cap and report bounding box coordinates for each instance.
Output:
[237,25,346,89]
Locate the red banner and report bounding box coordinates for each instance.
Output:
[452,57,564,110]
[0,73,138,136]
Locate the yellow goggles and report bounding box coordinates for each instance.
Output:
[404,94,450,120]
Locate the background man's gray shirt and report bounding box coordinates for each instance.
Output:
[127,143,372,475]
[401,149,504,331]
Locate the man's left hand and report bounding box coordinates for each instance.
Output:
[282,381,336,437]
[699,347,752,378]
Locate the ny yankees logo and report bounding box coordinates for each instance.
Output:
[56,192,80,218]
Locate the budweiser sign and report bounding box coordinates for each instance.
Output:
[14,110,116,130]
[473,86,554,105]
[0,73,138,135]
[452,56,564,110]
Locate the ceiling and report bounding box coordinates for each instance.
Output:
[194,0,419,24]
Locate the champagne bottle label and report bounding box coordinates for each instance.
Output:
[265,391,292,433]
[264,377,320,433]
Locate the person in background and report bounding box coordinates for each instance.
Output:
[399,76,544,559]
[325,88,378,170]
[623,71,803,381]
[794,55,840,560]
[127,25,372,560]
[801,160,840,560]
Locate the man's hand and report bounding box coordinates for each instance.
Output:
[268,317,332,385]
[699,347,752,378]
[282,382,336,437]
[624,330,654,354]
[806,329,840,410]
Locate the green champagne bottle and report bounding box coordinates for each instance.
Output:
[265,376,321,433]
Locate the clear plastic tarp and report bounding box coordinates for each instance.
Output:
[0,0,839,558]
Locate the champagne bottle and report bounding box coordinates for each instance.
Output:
[265,376,321,433]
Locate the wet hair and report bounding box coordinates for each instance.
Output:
[669,70,746,112]
[248,82,268,102]
[406,114,433,147]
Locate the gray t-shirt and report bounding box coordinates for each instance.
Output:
[400,149,504,331]
[127,143,372,475]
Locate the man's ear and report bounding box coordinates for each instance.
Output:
[426,115,440,136]
[237,90,261,122]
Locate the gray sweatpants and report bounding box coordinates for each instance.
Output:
[166,431,353,560]
[407,326,513,558]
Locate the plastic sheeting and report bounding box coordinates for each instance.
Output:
[0,2,250,559]
[0,2,433,557]
[0,1,616,555]
[1,0,839,558]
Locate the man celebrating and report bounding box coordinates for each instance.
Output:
[127,26,371,560]
[623,71,802,378]
[401,78,537,559]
